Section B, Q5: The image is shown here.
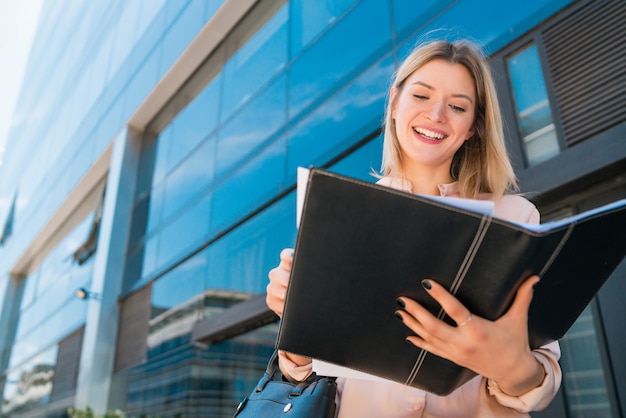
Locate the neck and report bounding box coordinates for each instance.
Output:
[401,164,454,196]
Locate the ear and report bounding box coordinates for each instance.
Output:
[465,126,475,141]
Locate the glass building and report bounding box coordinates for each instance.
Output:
[0,0,625,417]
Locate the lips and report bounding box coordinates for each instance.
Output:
[414,127,447,140]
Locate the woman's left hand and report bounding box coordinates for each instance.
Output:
[396,275,545,396]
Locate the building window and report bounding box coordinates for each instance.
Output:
[506,43,560,166]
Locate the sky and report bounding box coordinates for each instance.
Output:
[0,0,43,166]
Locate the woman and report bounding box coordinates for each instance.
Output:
[266,39,561,417]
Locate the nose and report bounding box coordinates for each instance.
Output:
[426,101,446,122]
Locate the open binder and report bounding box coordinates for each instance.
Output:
[277,168,626,395]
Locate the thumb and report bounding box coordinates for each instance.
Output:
[505,275,540,322]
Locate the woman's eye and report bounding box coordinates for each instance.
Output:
[450,105,466,113]
[413,94,428,100]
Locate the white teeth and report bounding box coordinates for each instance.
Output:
[415,127,445,140]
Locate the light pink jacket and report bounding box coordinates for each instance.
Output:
[279,178,562,417]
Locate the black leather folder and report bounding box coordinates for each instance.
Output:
[276,168,626,395]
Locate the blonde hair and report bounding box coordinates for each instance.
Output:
[381,39,517,199]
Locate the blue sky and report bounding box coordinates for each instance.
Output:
[0,0,43,165]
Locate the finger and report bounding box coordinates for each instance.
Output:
[504,275,540,320]
[266,280,286,317]
[420,279,471,326]
[279,248,295,270]
[396,297,450,339]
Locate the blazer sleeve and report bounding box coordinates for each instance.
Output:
[486,341,562,412]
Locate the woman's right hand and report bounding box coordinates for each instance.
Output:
[266,248,294,317]
[267,248,315,373]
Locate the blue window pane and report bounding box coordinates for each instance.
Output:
[211,136,287,235]
[289,0,355,58]
[147,183,165,234]
[287,54,393,177]
[124,46,161,117]
[507,44,560,166]
[221,4,288,122]
[397,0,574,56]
[171,75,221,165]
[154,193,212,273]
[152,124,172,188]
[161,136,216,223]
[152,250,208,311]
[3,345,58,413]
[508,45,549,115]
[108,1,142,84]
[329,135,383,182]
[159,0,206,76]
[288,0,392,119]
[391,0,455,43]
[141,235,159,282]
[215,73,287,182]
[207,192,297,292]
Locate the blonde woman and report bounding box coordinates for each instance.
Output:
[267,39,561,417]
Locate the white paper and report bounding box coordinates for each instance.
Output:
[296,167,310,228]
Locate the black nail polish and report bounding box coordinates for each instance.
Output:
[421,279,432,290]
[395,312,403,321]
[396,298,405,308]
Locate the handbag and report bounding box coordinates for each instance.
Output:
[233,350,337,417]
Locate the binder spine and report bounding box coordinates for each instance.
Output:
[405,215,492,386]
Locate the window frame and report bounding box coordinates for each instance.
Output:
[492,32,567,169]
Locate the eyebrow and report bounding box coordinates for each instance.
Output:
[411,81,474,104]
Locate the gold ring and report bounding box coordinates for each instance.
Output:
[457,314,473,327]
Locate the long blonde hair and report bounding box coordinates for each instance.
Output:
[381,40,517,199]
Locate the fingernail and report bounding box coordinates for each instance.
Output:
[396,298,405,308]
[421,279,432,290]
[405,338,414,345]
[395,312,403,321]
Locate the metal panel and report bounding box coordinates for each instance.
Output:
[543,0,626,146]
[114,285,151,372]
[50,328,84,402]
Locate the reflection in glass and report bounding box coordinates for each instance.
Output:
[2,346,58,415]
[329,135,383,182]
[288,0,392,119]
[289,0,354,57]
[207,192,297,294]
[215,74,287,184]
[559,305,613,417]
[10,215,93,361]
[221,4,288,122]
[287,53,393,175]
[211,135,287,238]
[507,44,560,166]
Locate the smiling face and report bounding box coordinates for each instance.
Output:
[391,59,477,180]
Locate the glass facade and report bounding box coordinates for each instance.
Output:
[2,0,624,417]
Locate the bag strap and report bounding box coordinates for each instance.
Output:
[255,350,335,395]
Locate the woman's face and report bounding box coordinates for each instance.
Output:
[391,59,476,174]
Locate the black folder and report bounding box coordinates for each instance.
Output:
[276,168,626,396]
